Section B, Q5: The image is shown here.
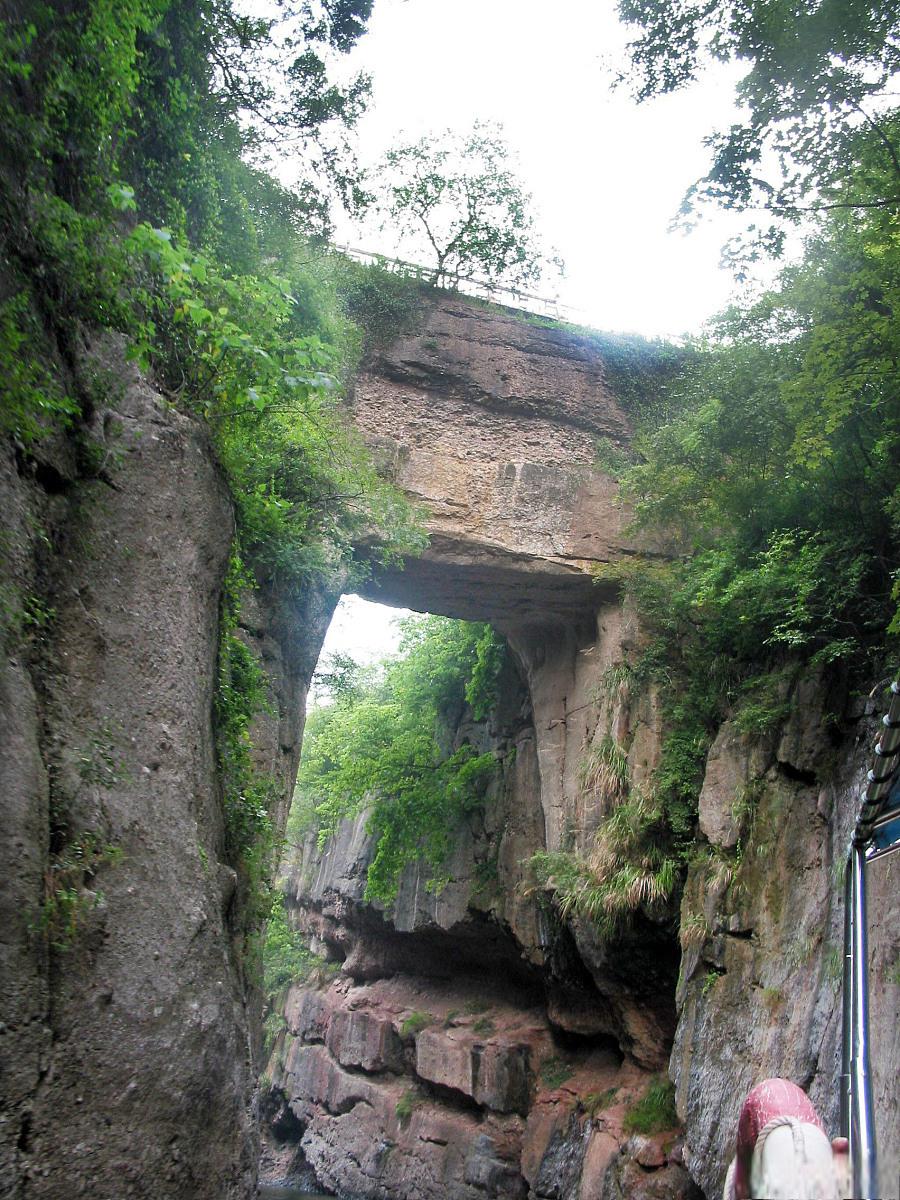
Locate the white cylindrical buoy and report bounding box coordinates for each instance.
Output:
[749,1119,840,1199]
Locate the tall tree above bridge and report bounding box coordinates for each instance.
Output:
[376,122,562,291]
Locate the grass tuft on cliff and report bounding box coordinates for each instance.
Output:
[528,784,679,939]
[623,1077,678,1134]
[399,1011,435,1039]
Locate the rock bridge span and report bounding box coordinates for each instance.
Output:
[351,295,640,626]
[274,297,897,1200]
[345,295,661,869]
[293,298,682,1059]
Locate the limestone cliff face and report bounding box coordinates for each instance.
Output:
[670,679,900,1200]
[267,655,899,1200]
[263,297,899,1200]
[0,337,332,1199]
[349,299,681,1072]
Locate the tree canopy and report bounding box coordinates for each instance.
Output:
[540,5,900,942]
[375,122,562,290]
[608,3,900,658]
[618,0,900,262]
[291,616,505,903]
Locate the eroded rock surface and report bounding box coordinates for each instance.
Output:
[352,297,644,624]
[671,676,900,1200]
[264,975,695,1200]
[261,299,693,1198]
[0,339,333,1199]
[265,297,898,1200]
[4,295,895,1200]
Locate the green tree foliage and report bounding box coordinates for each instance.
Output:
[334,256,428,350]
[376,122,562,289]
[605,7,900,809]
[125,222,425,586]
[263,896,321,998]
[619,194,900,664]
[550,158,900,951]
[122,0,374,248]
[0,293,80,444]
[545,137,900,948]
[0,0,378,427]
[0,0,167,203]
[293,617,506,902]
[618,0,900,262]
[0,0,422,588]
[260,894,339,1051]
[0,0,425,905]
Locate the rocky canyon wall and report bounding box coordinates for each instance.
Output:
[0,333,333,1199]
[265,641,697,1200]
[262,297,899,1200]
[2,294,896,1200]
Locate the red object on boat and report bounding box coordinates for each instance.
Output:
[732,1079,825,1199]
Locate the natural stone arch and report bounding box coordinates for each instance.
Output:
[351,294,650,855]
[287,295,681,1068]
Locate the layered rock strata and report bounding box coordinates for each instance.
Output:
[264,974,698,1200]
[351,297,644,624]
[266,659,899,1200]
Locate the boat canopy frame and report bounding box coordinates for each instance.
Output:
[841,679,900,1200]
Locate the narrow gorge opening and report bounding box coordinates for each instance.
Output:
[260,590,684,1198]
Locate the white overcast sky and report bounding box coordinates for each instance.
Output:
[294,0,754,670]
[310,595,413,696]
[324,0,754,338]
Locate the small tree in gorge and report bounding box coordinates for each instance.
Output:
[376,122,561,290]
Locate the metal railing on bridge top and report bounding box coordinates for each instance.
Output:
[332,244,586,324]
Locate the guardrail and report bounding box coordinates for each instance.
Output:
[332,244,585,324]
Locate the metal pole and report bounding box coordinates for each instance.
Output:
[848,842,878,1199]
[840,852,853,1146]
[841,678,899,1198]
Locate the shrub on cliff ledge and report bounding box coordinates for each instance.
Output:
[399,1011,435,1039]
[529,790,679,939]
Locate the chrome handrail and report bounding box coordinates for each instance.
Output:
[841,677,900,1199]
